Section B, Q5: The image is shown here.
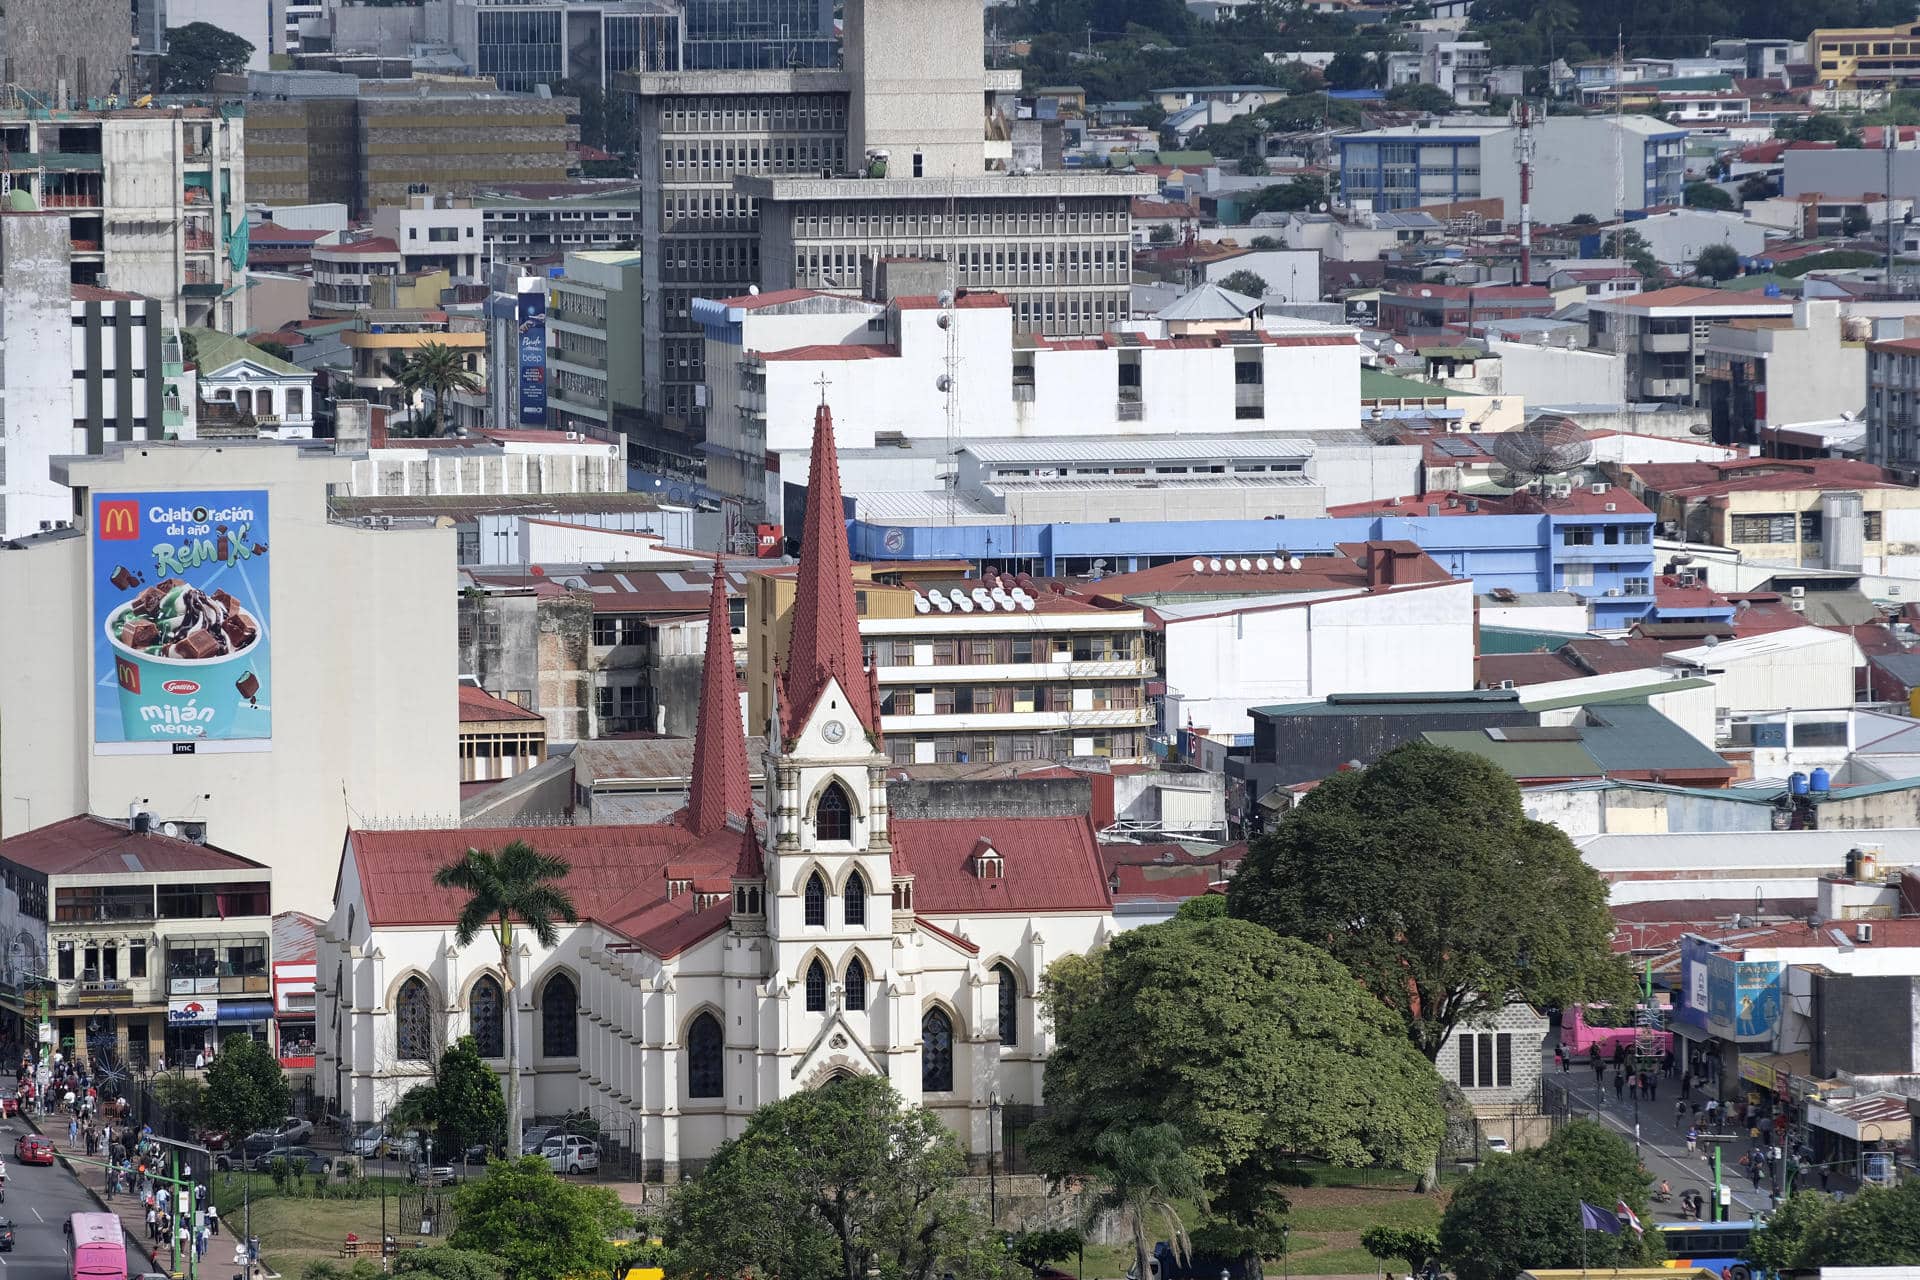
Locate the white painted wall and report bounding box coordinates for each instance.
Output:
[0,445,458,913]
[3,215,78,539]
[1491,340,1626,406]
[1667,631,1864,716]
[1161,580,1475,737]
[520,521,708,564]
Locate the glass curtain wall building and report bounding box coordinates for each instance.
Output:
[684,0,838,69]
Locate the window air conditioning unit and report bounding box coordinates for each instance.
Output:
[1790,585,1806,598]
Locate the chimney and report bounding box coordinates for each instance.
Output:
[1368,544,1399,588]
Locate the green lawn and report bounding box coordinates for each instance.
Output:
[208,1173,432,1276]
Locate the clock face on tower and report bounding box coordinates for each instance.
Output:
[822,719,847,743]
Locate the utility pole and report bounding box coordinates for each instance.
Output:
[1887,121,1898,281]
[1514,98,1536,285]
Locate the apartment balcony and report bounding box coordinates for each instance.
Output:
[552,384,608,411]
[551,348,608,372]
[877,659,1152,684]
[184,230,217,252]
[1640,376,1691,398]
[1640,331,1692,354]
[880,706,1155,734]
[547,306,605,331]
[54,977,165,1010]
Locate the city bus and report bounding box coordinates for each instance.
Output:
[1659,1220,1759,1280]
[65,1212,127,1280]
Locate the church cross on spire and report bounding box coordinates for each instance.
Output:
[780,400,877,740]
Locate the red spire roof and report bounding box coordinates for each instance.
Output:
[781,402,876,739]
[682,572,753,837]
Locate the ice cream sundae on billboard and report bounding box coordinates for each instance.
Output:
[92,491,272,753]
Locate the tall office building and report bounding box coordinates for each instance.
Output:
[683,0,836,70]
[622,0,1149,470]
[444,0,682,92]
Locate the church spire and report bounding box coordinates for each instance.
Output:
[683,569,752,836]
[781,400,876,740]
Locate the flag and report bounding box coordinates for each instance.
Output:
[1616,1200,1644,1236]
[1580,1201,1623,1234]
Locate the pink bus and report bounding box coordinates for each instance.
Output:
[65,1212,127,1280]
[1559,1003,1674,1058]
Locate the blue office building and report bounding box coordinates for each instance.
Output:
[851,490,1658,628]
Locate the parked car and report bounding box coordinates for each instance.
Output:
[252,1145,321,1172]
[539,1134,598,1175]
[519,1125,559,1156]
[408,1162,458,1187]
[1485,1136,1512,1155]
[13,1136,52,1166]
[349,1125,385,1158]
[263,1116,314,1144]
[218,1134,280,1172]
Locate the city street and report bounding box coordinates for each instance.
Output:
[0,1119,157,1278]
[1544,1062,1777,1224]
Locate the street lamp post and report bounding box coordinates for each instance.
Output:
[987,1091,1002,1226]
[1281,1222,1291,1280]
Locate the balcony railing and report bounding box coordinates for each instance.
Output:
[553,348,608,370]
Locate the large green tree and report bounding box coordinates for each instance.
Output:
[1438,1121,1656,1280]
[1695,244,1742,281]
[1032,915,1444,1266]
[1229,742,1627,1066]
[202,1036,290,1139]
[1752,1182,1920,1269]
[433,840,577,1158]
[666,1075,1012,1280]
[391,1249,505,1280]
[449,1156,628,1280]
[396,1035,509,1160]
[160,22,255,93]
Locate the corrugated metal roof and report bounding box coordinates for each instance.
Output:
[963,435,1316,464]
[1522,676,1713,711]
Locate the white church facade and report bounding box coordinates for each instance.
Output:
[314,404,1119,1174]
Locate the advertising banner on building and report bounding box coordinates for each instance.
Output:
[168,998,217,1026]
[517,291,547,426]
[92,490,271,755]
[1708,955,1782,1041]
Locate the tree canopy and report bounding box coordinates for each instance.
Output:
[449,1156,629,1280]
[1750,1182,1920,1270]
[1684,182,1734,211]
[1218,270,1270,299]
[666,1075,1012,1280]
[396,1035,508,1159]
[202,1034,290,1139]
[1031,914,1444,1254]
[1387,82,1458,114]
[1695,244,1742,281]
[1438,1120,1656,1280]
[160,23,255,94]
[1229,742,1627,1064]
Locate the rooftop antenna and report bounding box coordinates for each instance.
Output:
[1612,30,1625,218]
[942,170,962,526]
[1513,98,1536,285]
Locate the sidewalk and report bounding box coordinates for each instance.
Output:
[14,1104,168,1273]
[1543,1061,1801,1224]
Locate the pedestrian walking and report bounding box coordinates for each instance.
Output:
[1614,1071,1626,1101]
[1676,1100,1688,1127]
[207,1202,219,1236]
[1687,1126,1698,1154]
[1647,1074,1659,1102]
[145,1208,157,1241]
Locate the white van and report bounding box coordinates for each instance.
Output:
[540,1134,599,1175]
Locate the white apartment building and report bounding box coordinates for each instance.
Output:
[0,106,247,331]
[343,429,625,499]
[0,443,456,912]
[695,286,1362,514]
[312,195,484,314]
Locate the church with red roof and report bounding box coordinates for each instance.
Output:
[317,402,1117,1174]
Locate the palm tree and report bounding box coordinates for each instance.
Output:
[396,341,482,434]
[432,839,578,1158]
[1084,1124,1205,1280]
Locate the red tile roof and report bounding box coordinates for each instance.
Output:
[1478,652,1582,685]
[893,291,1009,310]
[712,287,831,310]
[458,684,544,724]
[71,284,145,302]
[1328,487,1651,517]
[894,815,1111,914]
[316,236,399,256]
[249,223,332,244]
[1602,285,1793,311]
[781,403,878,739]
[1383,283,1551,303]
[758,343,898,361]
[1624,457,1902,498]
[273,910,321,965]
[1,816,266,876]
[1073,542,1450,601]
[683,572,754,842]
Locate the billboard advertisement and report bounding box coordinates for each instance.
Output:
[92,491,271,755]
[1708,955,1782,1041]
[517,290,548,426]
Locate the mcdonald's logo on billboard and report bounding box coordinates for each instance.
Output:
[97,500,140,540]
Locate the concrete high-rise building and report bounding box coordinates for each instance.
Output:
[0,212,78,539]
[246,75,578,216]
[0,0,131,105]
[621,0,1149,469]
[0,106,247,332]
[442,0,682,92]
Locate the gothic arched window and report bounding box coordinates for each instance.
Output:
[540,973,578,1058]
[816,781,853,842]
[804,872,828,927]
[396,977,433,1061]
[469,974,504,1058]
[922,1007,954,1093]
[846,956,867,1011]
[845,869,867,927]
[688,1012,723,1099]
[806,958,828,1012]
[993,963,1019,1046]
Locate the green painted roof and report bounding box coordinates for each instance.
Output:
[1812,774,1920,802]
[1252,691,1526,719]
[1521,677,1713,712]
[1571,701,1732,774]
[183,327,306,377]
[1420,345,1480,360]
[1720,272,1801,294]
[1480,627,1578,655]
[1361,368,1445,399]
[1423,730,1600,778]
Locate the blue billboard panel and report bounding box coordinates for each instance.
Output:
[517,291,547,426]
